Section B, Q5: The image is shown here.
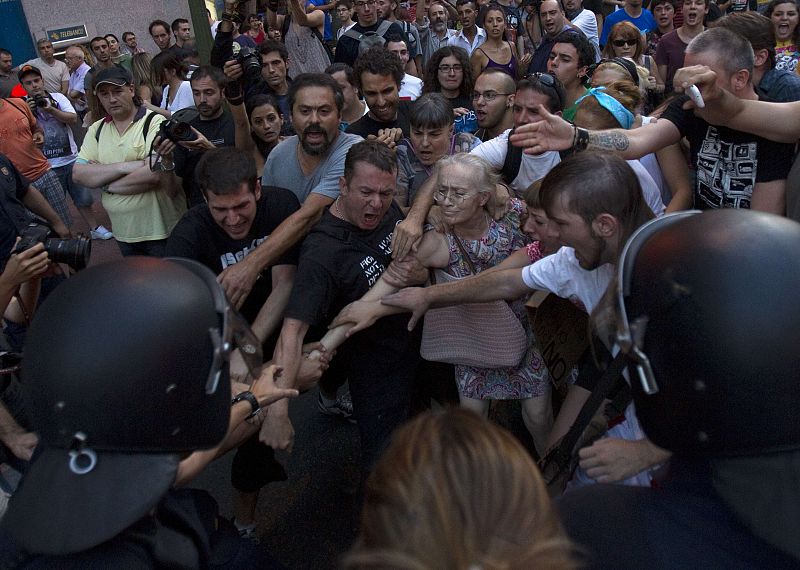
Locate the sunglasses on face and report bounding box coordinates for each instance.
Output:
[612,38,638,47]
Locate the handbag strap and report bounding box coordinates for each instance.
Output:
[450,233,477,275]
[550,351,629,466]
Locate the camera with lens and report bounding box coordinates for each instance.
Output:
[158,118,197,143]
[14,223,91,271]
[236,47,263,84]
[30,93,49,108]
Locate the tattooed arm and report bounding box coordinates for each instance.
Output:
[507,104,682,159]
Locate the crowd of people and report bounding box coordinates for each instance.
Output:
[0,0,798,566]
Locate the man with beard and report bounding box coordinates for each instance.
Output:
[346,47,412,140]
[217,73,362,310]
[0,49,16,99]
[149,19,176,52]
[472,68,515,141]
[83,37,116,103]
[528,0,582,74]
[172,65,236,207]
[416,0,460,69]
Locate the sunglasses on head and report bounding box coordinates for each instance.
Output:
[522,72,564,109]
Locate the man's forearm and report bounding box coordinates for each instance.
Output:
[407,174,436,223]
[270,323,307,417]
[21,186,68,231]
[251,271,295,342]
[47,108,77,125]
[106,165,167,195]
[427,267,530,308]
[73,161,142,188]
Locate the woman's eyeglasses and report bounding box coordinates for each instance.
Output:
[438,64,463,74]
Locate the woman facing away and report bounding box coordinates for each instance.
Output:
[343,409,577,570]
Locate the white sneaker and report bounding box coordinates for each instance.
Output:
[90,225,114,240]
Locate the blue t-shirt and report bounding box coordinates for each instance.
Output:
[600,9,657,46]
[307,0,333,40]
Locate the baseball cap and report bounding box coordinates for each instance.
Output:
[93,65,133,93]
[17,64,42,82]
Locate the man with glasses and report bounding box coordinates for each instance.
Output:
[472,69,515,140]
[470,73,565,195]
[335,0,357,40]
[122,32,147,55]
[333,0,404,66]
[599,0,658,47]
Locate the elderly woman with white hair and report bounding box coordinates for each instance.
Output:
[321,153,553,453]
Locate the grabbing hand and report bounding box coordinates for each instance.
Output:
[259,411,295,452]
[381,287,429,330]
[250,364,299,408]
[673,65,721,109]
[508,104,574,155]
[1,429,38,461]
[179,128,215,151]
[223,59,245,81]
[578,438,665,483]
[3,242,49,285]
[368,128,404,149]
[328,300,383,337]
[392,217,423,259]
[452,107,470,118]
[218,259,259,309]
[382,255,428,288]
[153,135,177,161]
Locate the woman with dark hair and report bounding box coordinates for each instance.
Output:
[423,46,475,109]
[767,0,800,72]
[104,34,133,70]
[345,409,576,569]
[150,50,194,117]
[470,4,519,79]
[231,93,285,172]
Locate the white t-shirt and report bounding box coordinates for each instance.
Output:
[23,57,70,94]
[399,74,423,101]
[160,81,195,114]
[336,22,356,40]
[471,129,561,196]
[521,247,614,314]
[572,9,600,59]
[627,159,666,216]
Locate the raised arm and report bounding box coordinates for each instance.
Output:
[289,0,325,28]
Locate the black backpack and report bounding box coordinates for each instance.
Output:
[343,20,393,53]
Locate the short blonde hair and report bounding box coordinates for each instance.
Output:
[344,409,578,569]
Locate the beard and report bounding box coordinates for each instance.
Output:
[300,125,333,156]
[432,20,447,32]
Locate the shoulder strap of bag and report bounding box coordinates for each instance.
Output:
[310,25,334,62]
[376,19,392,37]
[450,233,478,275]
[547,351,629,467]
[501,127,523,185]
[96,110,156,143]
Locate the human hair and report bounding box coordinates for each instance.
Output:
[172,18,190,33]
[456,0,478,8]
[354,47,405,89]
[65,45,85,60]
[575,80,642,128]
[288,73,345,114]
[343,140,397,183]
[150,50,188,85]
[131,52,154,91]
[602,21,645,61]
[686,27,755,76]
[246,93,283,155]
[540,152,655,248]
[525,179,544,210]
[766,0,799,17]
[0,48,11,58]
[713,12,776,69]
[149,19,171,36]
[122,31,135,42]
[89,36,108,50]
[104,33,120,44]
[36,38,51,47]
[554,31,597,70]
[343,409,577,570]
[409,92,455,129]
[195,147,258,197]
[190,65,227,89]
[259,39,289,61]
[423,46,474,98]
[481,2,508,27]
[515,73,566,112]
[649,0,677,10]
[326,62,356,86]
[435,153,499,200]
[478,67,518,93]
[336,0,353,8]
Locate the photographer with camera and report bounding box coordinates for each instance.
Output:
[73,66,186,257]
[264,0,331,76]
[18,65,113,241]
[172,65,237,208]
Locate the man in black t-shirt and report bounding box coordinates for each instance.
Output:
[165,147,300,540]
[173,66,236,207]
[333,0,405,66]
[267,141,421,474]
[346,47,412,141]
